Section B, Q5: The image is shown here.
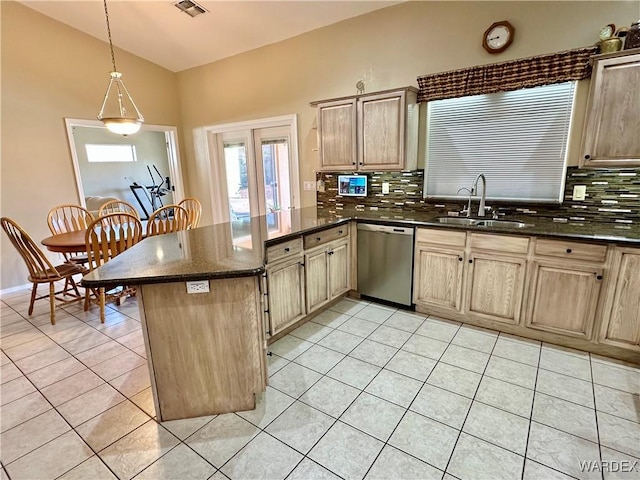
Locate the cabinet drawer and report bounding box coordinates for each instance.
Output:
[303,225,349,249]
[469,233,529,255]
[416,228,466,248]
[265,237,302,263]
[535,239,607,263]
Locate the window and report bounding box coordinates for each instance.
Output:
[424,81,576,203]
[85,144,137,163]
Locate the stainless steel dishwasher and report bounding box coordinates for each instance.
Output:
[357,223,415,307]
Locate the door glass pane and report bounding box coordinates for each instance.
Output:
[261,138,290,232]
[223,142,251,243]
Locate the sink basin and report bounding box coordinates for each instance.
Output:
[436,217,480,226]
[477,220,527,228]
[435,217,527,228]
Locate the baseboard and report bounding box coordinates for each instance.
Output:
[0,283,31,296]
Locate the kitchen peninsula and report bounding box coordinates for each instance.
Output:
[83,207,640,421]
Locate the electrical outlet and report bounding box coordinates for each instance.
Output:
[186,280,209,294]
[573,185,586,201]
[382,182,390,194]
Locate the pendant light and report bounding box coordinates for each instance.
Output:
[97,0,144,136]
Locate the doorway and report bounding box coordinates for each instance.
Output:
[203,115,300,246]
[65,118,184,219]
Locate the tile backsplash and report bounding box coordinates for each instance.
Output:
[316,167,640,224]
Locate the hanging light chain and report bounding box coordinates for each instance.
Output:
[103,0,117,73]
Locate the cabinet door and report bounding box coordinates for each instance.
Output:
[601,250,640,348]
[266,256,306,336]
[526,261,603,338]
[358,92,404,171]
[317,99,357,171]
[413,246,464,311]
[581,52,640,167]
[466,253,526,325]
[328,240,349,299]
[305,249,330,313]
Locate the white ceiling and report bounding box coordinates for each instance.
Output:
[21,0,399,72]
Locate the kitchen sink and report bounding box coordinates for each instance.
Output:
[477,219,527,228]
[436,217,481,226]
[435,217,527,228]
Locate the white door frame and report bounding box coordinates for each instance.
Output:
[64,118,185,208]
[194,114,301,225]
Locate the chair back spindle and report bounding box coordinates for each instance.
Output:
[146,205,190,237]
[178,197,202,228]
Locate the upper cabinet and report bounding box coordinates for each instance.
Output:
[311,87,419,172]
[580,48,640,167]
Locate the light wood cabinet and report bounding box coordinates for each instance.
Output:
[465,253,526,325]
[315,99,357,171]
[526,260,603,339]
[305,238,350,313]
[413,245,465,312]
[265,255,306,336]
[581,49,640,167]
[312,87,418,172]
[599,247,640,350]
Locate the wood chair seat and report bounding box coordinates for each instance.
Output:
[2,217,85,325]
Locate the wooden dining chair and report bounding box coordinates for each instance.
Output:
[98,199,140,218]
[1,217,85,325]
[47,204,95,264]
[84,212,143,322]
[146,205,190,237]
[178,197,202,228]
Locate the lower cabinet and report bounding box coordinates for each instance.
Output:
[465,252,526,325]
[413,246,464,312]
[599,247,640,350]
[525,260,603,339]
[265,255,305,336]
[305,238,350,314]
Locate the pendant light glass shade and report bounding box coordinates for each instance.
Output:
[97,1,144,136]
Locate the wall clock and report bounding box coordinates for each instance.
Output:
[483,21,515,54]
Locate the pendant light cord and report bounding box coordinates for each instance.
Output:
[103,0,117,72]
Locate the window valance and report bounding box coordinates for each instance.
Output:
[416,46,598,103]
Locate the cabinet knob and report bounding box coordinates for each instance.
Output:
[284,247,290,252]
[316,237,321,241]
[468,259,473,264]
[352,162,356,165]
[267,351,273,356]
[584,154,591,160]
[566,248,572,253]
[338,230,343,234]
[359,162,363,165]
[458,257,463,261]
[596,274,603,280]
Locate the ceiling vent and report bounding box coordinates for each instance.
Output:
[174,0,207,17]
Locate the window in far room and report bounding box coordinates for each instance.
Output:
[424,81,577,203]
[85,144,137,163]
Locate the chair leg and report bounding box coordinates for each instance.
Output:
[49,282,56,325]
[99,287,105,323]
[68,276,81,297]
[28,283,38,315]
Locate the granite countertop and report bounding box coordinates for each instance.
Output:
[82,206,640,288]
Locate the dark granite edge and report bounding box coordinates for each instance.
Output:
[81,266,265,289]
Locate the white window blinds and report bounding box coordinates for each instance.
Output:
[424,81,576,203]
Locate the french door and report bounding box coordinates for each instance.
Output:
[216,126,294,245]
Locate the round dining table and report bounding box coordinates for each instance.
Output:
[42,220,148,254]
[41,230,89,254]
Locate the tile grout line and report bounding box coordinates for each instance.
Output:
[589,352,606,480]
[439,329,499,478]
[520,336,542,480]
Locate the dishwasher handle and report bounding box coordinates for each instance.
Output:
[357,223,414,235]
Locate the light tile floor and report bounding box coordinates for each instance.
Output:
[1,290,640,480]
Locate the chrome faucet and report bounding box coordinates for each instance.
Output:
[471,174,487,217]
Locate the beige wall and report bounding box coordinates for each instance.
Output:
[177,1,636,226]
[1,2,181,289]
[1,1,636,289]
